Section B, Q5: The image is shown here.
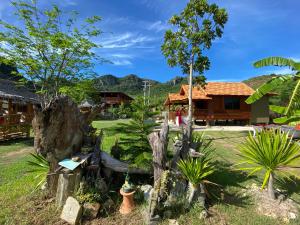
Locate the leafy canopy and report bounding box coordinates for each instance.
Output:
[246,57,300,124]
[237,129,300,189]
[161,0,228,75]
[0,0,103,107]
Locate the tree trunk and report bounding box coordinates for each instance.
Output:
[148,118,169,183]
[267,172,275,200]
[187,62,194,142]
[188,183,198,204]
[188,182,206,207]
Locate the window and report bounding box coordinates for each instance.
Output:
[224,97,240,110]
[195,100,208,109]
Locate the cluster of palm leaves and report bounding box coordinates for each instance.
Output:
[246,56,300,124]
[27,153,49,190]
[237,128,300,198]
[177,157,215,186]
[178,132,215,185]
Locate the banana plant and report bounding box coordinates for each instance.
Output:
[237,129,300,199]
[246,57,300,123]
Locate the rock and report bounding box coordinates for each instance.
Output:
[60,197,82,225]
[168,219,179,225]
[83,202,100,219]
[140,185,153,201]
[199,210,208,219]
[288,212,297,220]
[148,215,160,225]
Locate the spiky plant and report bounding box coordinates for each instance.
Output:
[178,157,215,205]
[237,129,300,199]
[27,153,49,190]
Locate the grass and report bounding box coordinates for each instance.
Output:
[92,119,130,152]
[0,122,300,224]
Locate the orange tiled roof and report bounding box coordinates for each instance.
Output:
[165,82,255,105]
[205,82,255,96]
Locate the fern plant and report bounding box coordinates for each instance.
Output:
[27,153,49,190]
[246,56,300,124]
[237,129,300,199]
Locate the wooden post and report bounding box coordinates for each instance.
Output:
[148,118,169,184]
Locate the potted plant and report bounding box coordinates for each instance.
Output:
[119,173,136,215]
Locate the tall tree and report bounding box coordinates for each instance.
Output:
[0,0,103,108]
[161,0,228,140]
[246,57,300,124]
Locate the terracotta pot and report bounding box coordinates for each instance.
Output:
[119,189,135,215]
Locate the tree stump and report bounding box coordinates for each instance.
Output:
[148,119,169,183]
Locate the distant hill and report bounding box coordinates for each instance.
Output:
[243,74,277,89]
[0,62,19,81]
[92,74,187,103]
[92,73,295,106]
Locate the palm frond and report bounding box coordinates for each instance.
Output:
[253,57,297,69]
[246,75,293,104]
[27,153,49,190]
[178,157,215,185]
[285,79,300,116]
[237,129,300,189]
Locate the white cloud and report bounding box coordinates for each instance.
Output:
[113,59,132,66]
[266,68,293,75]
[148,20,170,32]
[101,32,155,49]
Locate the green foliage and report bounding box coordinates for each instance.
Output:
[161,0,228,76]
[26,153,49,190]
[237,129,300,189]
[59,79,98,104]
[178,157,215,186]
[75,187,102,204]
[192,132,214,155]
[108,102,132,119]
[0,0,103,107]
[246,56,300,123]
[110,97,157,169]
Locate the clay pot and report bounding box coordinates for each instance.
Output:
[119,189,135,215]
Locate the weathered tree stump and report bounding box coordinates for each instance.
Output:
[56,170,82,207]
[148,118,169,183]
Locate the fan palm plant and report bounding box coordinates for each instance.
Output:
[237,129,300,199]
[246,56,300,123]
[178,157,215,205]
[27,153,49,190]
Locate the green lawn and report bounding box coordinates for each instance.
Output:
[92,119,130,152]
[0,122,300,224]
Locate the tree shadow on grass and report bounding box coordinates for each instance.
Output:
[208,160,255,208]
[0,137,33,147]
[276,176,300,204]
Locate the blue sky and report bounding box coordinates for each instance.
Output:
[1,0,300,82]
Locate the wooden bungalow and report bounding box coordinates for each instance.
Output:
[164,82,270,125]
[99,91,133,109]
[0,79,38,140]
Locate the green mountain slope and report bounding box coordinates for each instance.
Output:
[92,73,296,106]
[92,74,187,103]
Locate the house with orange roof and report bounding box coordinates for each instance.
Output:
[164,82,270,125]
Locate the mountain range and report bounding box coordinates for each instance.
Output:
[93,74,295,105]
